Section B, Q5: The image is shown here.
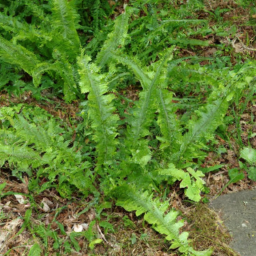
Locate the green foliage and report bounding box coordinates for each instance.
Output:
[117,49,175,167]
[0,1,80,101]
[0,35,39,75]
[241,147,256,165]
[96,6,131,67]
[77,0,113,36]
[175,96,229,164]
[240,147,256,181]
[78,54,119,168]
[0,0,115,101]
[51,0,80,61]
[123,1,209,66]
[157,164,205,202]
[28,243,41,256]
[114,185,212,255]
[0,1,253,254]
[0,104,95,197]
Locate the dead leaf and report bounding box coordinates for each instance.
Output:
[14,195,25,204]
[0,218,23,253]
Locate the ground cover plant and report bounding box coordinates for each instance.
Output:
[1,0,256,255]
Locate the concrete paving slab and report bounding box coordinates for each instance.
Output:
[210,189,256,256]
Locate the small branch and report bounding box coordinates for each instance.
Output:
[232,36,256,52]
[96,223,119,249]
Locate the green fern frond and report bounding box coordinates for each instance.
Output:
[157,164,205,202]
[32,62,59,87]
[124,51,172,167]
[0,13,51,44]
[0,13,30,33]
[53,50,78,102]
[12,115,52,150]
[0,105,95,194]
[0,128,43,170]
[113,185,212,255]
[10,113,78,164]
[111,52,151,89]
[92,0,100,34]
[96,7,131,67]
[51,0,80,61]
[31,50,78,102]
[24,0,50,25]
[176,95,229,164]
[0,35,38,75]
[3,112,69,160]
[78,54,119,168]
[156,87,182,156]
[0,143,42,170]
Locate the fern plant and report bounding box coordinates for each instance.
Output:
[0,104,212,255]
[0,104,96,198]
[0,0,115,102]
[0,1,252,255]
[0,0,130,102]
[0,0,80,102]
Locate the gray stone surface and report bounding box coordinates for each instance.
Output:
[210,189,256,256]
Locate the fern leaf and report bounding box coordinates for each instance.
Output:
[32,62,59,87]
[111,53,151,89]
[53,50,78,102]
[0,36,38,75]
[78,54,118,168]
[51,0,80,61]
[92,0,100,34]
[24,0,50,24]
[176,96,229,164]
[114,185,212,255]
[96,7,131,67]
[157,164,205,202]
[31,49,78,102]
[0,13,30,33]
[112,50,179,160]
[0,105,95,194]
[0,13,51,44]
[124,51,172,167]
[156,88,182,154]
[0,139,43,170]
[12,115,52,150]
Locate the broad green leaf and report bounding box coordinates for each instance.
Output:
[28,243,42,256]
[228,168,244,183]
[248,167,256,181]
[241,147,256,165]
[185,184,201,202]
[89,239,103,250]
[0,182,6,193]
